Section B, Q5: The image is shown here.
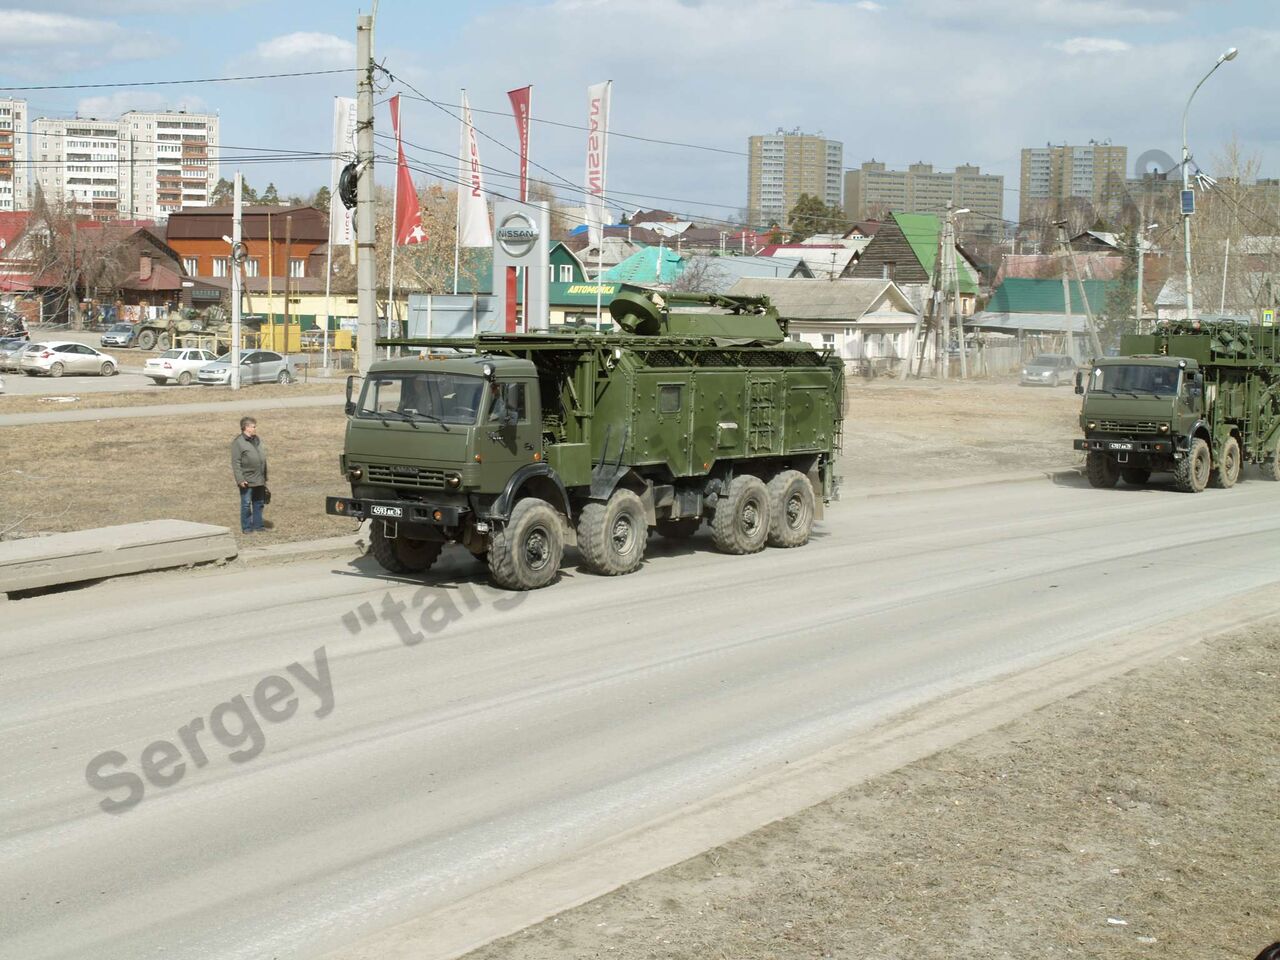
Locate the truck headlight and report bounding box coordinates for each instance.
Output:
[445,472,462,488]
[1158,423,1170,433]
[347,466,363,481]
[1087,421,1097,431]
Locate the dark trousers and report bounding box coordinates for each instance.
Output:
[239,486,265,532]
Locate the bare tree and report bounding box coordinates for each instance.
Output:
[669,255,729,294]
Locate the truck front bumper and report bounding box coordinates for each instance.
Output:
[326,495,467,527]
[1074,438,1175,455]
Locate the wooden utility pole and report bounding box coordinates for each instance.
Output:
[284,214,292,331]
[355,14,377,374]
[231,173,242,390]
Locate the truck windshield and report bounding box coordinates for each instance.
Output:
[357,372,485,424]
[1089,364,1180,397]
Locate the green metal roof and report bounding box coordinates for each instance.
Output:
[985,277,1115,315]
[891,212,978,294]
[601,247,684,285]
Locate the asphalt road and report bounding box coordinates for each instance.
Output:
[4,475,1280,960]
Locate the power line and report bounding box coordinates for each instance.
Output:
[0,69,357,93]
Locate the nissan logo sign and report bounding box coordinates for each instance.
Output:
[496,212,540,257]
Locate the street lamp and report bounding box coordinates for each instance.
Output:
[1181,46,1238,320]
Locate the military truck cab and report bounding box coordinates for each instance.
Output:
[1073,320,1280,492]
[327,288,844,590]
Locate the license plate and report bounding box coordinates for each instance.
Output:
[1108,442,1133,451]
[370,505,403,518]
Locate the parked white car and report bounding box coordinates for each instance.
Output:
[144,348,218,386]
[19,341,119,378]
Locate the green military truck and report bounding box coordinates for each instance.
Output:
[1074,319,1280,492]
[326,288,844,589]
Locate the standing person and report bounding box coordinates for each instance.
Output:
[231,416,269,533]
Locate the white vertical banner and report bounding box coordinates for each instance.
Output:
[456,91,492,248]
[329,96,357,246]
[585,80,611,251]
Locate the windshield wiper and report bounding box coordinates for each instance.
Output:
[407,409,450,431]
[370,409,419,428]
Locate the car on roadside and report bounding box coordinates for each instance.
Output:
[19,341,119,378]
[197,349,294,386]
[144,348,219,386]
[1020,353,1078,387]
[100,323,138,348]
[0,336,29,371]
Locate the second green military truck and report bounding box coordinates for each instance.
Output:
[327,288,844,589]
[1074,318,1280,491]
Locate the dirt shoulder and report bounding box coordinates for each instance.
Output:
[466,621,1280,960]
[0,380,342,415]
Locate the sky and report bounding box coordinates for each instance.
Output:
[1,0,1277,229]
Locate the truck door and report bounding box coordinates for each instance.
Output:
[474,378,541,481]
[634,373,693,474]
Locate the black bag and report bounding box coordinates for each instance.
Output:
[252,485,272,505]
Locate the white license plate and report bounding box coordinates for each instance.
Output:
[1108,442,1133,451]
[370,505,403,518]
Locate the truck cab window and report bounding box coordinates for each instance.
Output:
[487,382,526,424]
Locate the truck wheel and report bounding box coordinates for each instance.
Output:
[1085,452,1119,488]
[488,498,563,590]
[157,333,171,351]
[577,489,647,576]
[710,475,770,555]
[656,517,700,540]
[368,520,431,573]
[1210,437,1241,488]
[1120,467,1151,486]
[766,470,815,548]
[1173,438,1211,493]
[137,329,157,351]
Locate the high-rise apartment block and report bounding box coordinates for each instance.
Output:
[1019,142,1128,224]
[0,98,28,212]
[842,161,1005,225]
[33,111,219,221]
[747,130,843,230]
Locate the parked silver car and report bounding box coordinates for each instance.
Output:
[19,341,119,378]
[1020,353,1078,387]
[100,323,138,348]
[0,336,28,371]
[197,350,294,385]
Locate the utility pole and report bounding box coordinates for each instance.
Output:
[1056,221,1103,359]
[934,206,951,380]
[1135,221,1155,333]
[284,213,293,332]
[355,13,377,375]
[231,172,242,391]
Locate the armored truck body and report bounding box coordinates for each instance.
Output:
[327,289,844,589]
[1074,320,1280,491]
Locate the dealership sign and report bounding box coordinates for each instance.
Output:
[496,212,540,258]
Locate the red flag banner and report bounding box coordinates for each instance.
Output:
[390,95,426,246]
[507,85,531,202]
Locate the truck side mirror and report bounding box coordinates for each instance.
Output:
[344,374,358,416]
[1074,370,1084,395]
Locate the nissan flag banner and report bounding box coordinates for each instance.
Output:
[507,85,531,202]
[329,96,356,246]
[389,95,427,246]
[585,80,611,250]
[457,90,492,248]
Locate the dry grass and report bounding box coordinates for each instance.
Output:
[0,406,352,545]
[0,380,343,415]
[468,623,1280,960]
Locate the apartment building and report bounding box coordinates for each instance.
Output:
[0,99,28,212]
[842,160,1004,224]
[747,130,843,230]
[1019,142,1128,224]
[32,111,219,220]
[32,117,122,221]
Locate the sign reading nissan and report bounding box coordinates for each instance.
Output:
[496,212,540,258]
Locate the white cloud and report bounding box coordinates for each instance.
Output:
[856,1,885,10]
[0,10,125,46]
[0,10,162,79]
[251,32,356,68]
[1053,36,1134,54]
[76,91,208,119]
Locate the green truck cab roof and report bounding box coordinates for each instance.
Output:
[367,352,536,378]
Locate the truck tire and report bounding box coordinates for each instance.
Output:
[1210,436,1241,488]
[577,489,647,576]
[369,521,442,574]
[157,333,172,351]
[710,475,770,555]
[1086,452,1119,488]
[136,328,157,351]
[1173,438,1211,493]
[656,517,700,540]
[766,470,815,548]
[1120,467,1151,486]
[488,498,563,590]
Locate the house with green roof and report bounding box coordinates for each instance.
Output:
[600,246,685,286]
[846,211,980,315]
[968,276,1118,361]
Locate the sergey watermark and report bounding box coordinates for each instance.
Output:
[84,648,333,815]
[84,580,525,814]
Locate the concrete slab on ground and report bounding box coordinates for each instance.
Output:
[0,519,237,595]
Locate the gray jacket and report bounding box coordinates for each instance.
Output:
[231,433,268,487]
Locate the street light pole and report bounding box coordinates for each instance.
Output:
[1181,46,1237,321]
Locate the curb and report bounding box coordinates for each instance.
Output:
[237,525,369,567]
